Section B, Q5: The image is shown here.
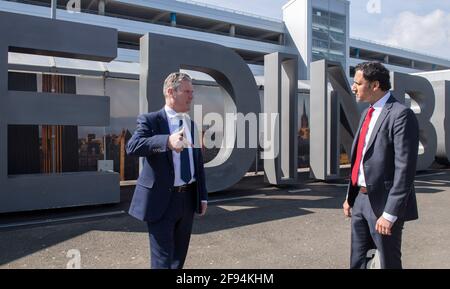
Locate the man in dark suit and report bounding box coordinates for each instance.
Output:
[343,62,419,269]
[127,72,208,269]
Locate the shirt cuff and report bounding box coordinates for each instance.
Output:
[382,212,398,223]
[201,200,208,204]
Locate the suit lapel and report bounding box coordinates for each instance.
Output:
[364,95,395,153]
[156,108,174,169]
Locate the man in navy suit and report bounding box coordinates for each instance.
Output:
[343,62,419,269]
[127,72,208,269]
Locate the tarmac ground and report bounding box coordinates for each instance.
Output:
[0,169,449,269]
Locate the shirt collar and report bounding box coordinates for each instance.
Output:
[164,105,178,118]
[164,106,190,123]
[372,92,391,110]
[165,105,189,117]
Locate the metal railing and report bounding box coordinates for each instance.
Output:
[352,37,450,63]
[176,0,281,22]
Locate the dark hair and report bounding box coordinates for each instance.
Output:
[355,61,391,91]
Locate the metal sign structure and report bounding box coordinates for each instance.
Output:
[0,11,449,212]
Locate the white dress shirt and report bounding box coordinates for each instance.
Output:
[164,106,196,187]
[355,92,398,223]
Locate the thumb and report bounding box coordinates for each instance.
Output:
[184,138,193,148]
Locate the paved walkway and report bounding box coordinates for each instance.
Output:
[0,170,449,269]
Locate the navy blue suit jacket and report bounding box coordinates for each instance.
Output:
[126,108,208,222]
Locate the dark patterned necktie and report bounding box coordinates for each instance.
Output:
[179,119,192,183]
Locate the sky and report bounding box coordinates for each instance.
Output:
[186,0,450,59]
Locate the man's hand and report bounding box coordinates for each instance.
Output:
[343,199,352,217]
[168,127,185,153]
[376,216,393,236]
[199,201,207,216]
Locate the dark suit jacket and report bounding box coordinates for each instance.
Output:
[346,94,419,221]
[126,108,208,222]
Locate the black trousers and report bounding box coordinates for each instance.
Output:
[146,188,195,269]
[350,192,404,269]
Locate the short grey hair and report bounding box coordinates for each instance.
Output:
[163,72,192,97]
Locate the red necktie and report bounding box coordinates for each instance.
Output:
[351,106,375,186]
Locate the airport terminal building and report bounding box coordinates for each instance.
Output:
[0,0,449,213]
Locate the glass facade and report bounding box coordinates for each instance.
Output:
[7,72,351,179]
[311,8,346,67]
[6,72,230,180]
